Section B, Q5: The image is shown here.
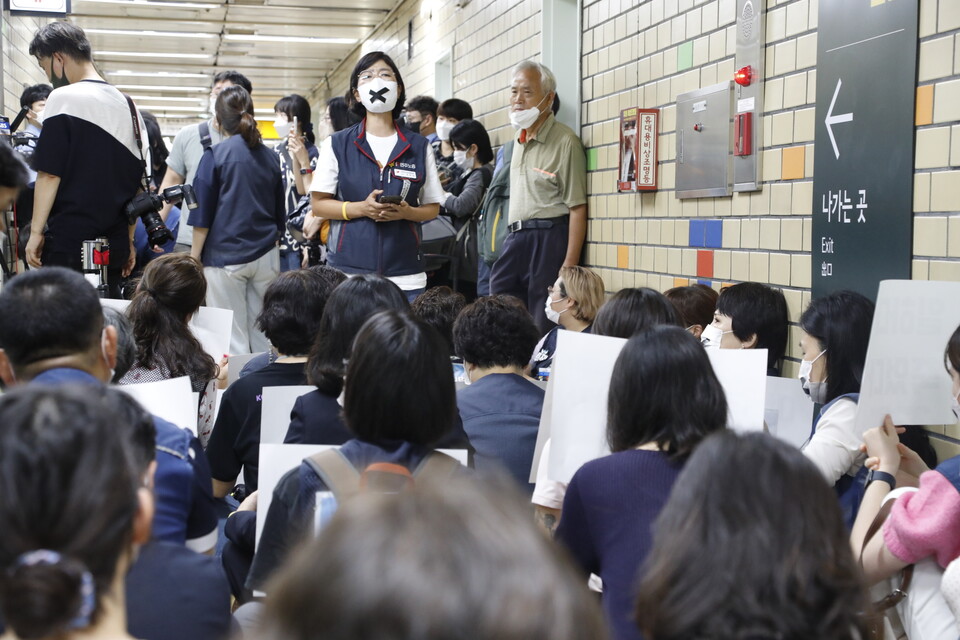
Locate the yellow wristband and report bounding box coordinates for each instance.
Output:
[342,201,350,221]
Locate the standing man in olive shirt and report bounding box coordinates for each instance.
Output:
[490,61,588,332]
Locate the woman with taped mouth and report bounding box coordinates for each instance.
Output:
[306,51,444,303]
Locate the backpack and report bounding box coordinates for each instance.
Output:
[303,448,460,504]
[477,141,514,265]
[449,164,493,286]
[198,121,213,152]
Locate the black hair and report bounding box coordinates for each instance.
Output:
[716,282,789,372]
[326,96,359,132]
[346,51,406,121]
[306,275,409,396]
[453,295,540,370]
[664,285,718,329]
[607,326,727,456]
[0,142,29,190]
[799,290,875,403]
[216,85,261,149]
[551,93,561,115]
[0,386,142,639]
[256,270,338,356]
[410,286,466,356]
[593,287,681,338]
[139,111,168,183]
[946,323,960,374]
[636,431,869,640]
[102,306,135,382]
[0,267,102,369]
[261,473,608,640]
[274,94,316,145]
[20,84,52,109]
[405,95,438,119]
[213,70,253,95]
[449,119,494,165]
[29,22,92,62]
[344,310,455,445]
[126,253,217,389]
[438,98,473,121]
[307,264,349,288]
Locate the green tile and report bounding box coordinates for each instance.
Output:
[586,147,598,171]
[677,41,693,71]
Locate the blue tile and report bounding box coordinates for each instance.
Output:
[688,220,706,247]
[705,219,723,248]
[698,279,713,287]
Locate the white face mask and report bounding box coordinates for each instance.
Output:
[700,324,732,350]
[544,295,566,325]
[273,116,291,139]
[453,149,473,172]
[359,78,398,114]
[951,389,960,422]
[799,349,827,404]
[509,94,548,130]
[436,119,455,141]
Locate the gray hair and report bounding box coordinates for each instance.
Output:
[102,306,135,383]
[512,60,557,95]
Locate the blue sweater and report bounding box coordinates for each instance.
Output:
[556,450,684,640]
[190,134,285,267]
[457,373,544,494]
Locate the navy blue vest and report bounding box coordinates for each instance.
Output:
[326,120,430,276]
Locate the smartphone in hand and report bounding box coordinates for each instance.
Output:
[378,195,403,205]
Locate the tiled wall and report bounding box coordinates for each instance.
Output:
[1,14,54,116]
[311,0,541,150]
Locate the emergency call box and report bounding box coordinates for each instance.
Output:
[676,82,734,199]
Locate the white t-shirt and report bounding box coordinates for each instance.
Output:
[312,134,443,290]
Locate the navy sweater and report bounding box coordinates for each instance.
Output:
[555,450,684,640]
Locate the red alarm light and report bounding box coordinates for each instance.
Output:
[734,65,753,87]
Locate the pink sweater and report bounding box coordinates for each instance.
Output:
[883,468,960,568]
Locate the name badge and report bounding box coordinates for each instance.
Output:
[393,168,417,180]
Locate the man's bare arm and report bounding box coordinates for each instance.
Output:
[563,203,587,267]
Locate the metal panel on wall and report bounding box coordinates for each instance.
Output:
[811,0,918,301]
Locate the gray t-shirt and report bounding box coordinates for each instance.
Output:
[167,119,224,245]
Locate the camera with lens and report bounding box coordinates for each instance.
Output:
[124,184,198,248]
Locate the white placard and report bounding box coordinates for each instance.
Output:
[529,374,556,483]
[765,376,815,448]
[119,375,196,434]
[705,348,768,432]
[99,300,233,363]
[855,280,960,433]
[256,444,470,548]
[190,306,233,362]
[547,332,627,484]
[260,386,316,444]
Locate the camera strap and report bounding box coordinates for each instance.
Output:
[123,94,151,193]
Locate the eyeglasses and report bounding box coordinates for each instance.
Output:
[358,69,396,82]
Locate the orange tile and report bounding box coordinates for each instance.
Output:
[617,245,630,269]
[673,277,689,287]
[697,250,714,278]
[720,281,734,289]
[916,85,934,126]
[781,146,805,180]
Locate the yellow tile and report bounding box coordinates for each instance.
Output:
[781,146,805,180]
[760,219,781,250]
[914,216,949,256]
[916,85,934,126]
[617,245,630,269]
[749,252,769,282]
[931,170,960,212]
[769,253,791,285]
[781,219,803,251]
[935,78,960,124]
[674,277,690,287]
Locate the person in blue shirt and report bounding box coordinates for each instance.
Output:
[190,85,285,355]
[453,295,543,493]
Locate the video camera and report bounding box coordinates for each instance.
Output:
[124,184,198,248]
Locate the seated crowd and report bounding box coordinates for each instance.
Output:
[1,259,960,640]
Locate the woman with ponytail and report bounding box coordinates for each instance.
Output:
[120,252,220,444]
[189,84,285,355]
[0,386,154,640]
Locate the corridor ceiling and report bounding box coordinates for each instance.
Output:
[68,0,401,123]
